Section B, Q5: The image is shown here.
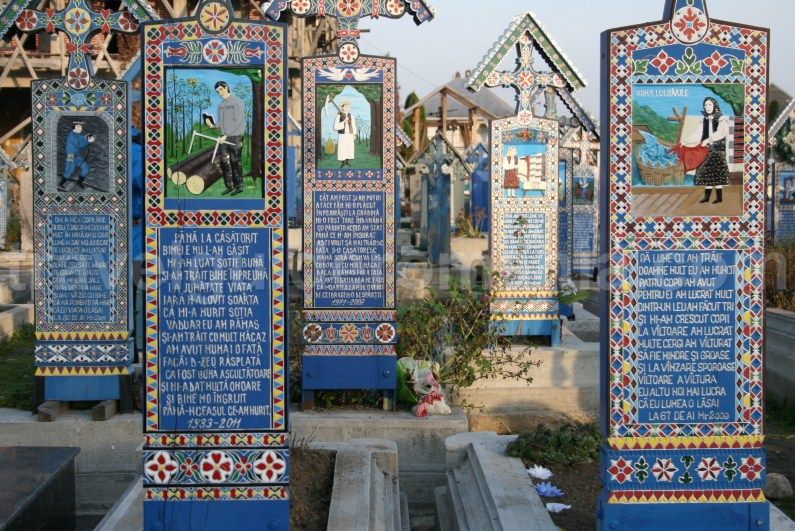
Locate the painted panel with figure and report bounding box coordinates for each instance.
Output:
[164,67,263,200]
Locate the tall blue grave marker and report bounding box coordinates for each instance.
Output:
[467,12,587,345]
[417,135,452,266]
[12,0,147,406]
[141,1,290,527]
[774,164,795,242]
[266,0,434,409]
[563,126,600,280]
[600,1,769,528]
[467,143,491,233]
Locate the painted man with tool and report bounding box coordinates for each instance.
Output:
[205,81,246,195]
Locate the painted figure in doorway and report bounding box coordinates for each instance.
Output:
[503,145,520,197]
[60,121,94,189]
[694,97,731,204]
[335,101,357,167]
[206,81,245,195]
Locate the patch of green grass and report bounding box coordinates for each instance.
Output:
[0,324,36,410]
[507,423,602,466]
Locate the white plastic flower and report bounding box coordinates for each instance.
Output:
[526,465,553,480]
[546,503,572,513]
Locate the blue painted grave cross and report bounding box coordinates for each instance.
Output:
[417,133,452,266]
[266,0,434,409]
[15,0,138,89]
[466,12,587,345]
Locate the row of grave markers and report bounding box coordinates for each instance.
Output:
[7,0,772,527]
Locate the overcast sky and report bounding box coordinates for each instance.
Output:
[357,0,794,119]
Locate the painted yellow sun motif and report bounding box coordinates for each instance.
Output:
[199,2,230,32]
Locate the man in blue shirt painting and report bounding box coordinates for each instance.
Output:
[60,121,94,189]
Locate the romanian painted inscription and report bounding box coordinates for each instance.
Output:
[503,212,546,288]
[157,227,272,431]
[313,191,386,308]
[48,214,112,323]
[635,250,736,424]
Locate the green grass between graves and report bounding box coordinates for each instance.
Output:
[0,324,35,410]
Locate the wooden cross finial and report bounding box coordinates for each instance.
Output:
[481,32,566,125]
[15,0,138,89]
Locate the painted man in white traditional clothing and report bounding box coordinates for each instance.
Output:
[334,101,357,168]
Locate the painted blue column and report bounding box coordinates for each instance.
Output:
[427,169,451,266]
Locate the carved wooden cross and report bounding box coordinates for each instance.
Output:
[482,33,567,125]
[15,0,137,89]
[564,127,599,167]
[265,0,434,64]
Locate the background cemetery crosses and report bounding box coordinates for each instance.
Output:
[599,0,770,525]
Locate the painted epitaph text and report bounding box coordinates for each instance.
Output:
[599,1,769,528]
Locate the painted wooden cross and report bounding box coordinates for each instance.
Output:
[15,0,137,89]
[265,0,434,63]
[483,33,566,126]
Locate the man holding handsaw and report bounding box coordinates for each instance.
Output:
[205,81,246,195]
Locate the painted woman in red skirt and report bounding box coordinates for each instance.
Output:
[503,146,520,198]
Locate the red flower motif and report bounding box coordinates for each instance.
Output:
[339,323,359,343]
[608,458,635,484]
[253,451,287,482]
[650,50,676,75]
[145,451,178,484]
[337,0,362,17]
[15,10,38,31]
[386,0,405,16]
[703,51,728,75]
[180,457,199,477]
[697,457,722,481]
[67,68,90,89]
[116,12,137,32]
[303,323,323,343]
[739,456,764,481]
[413,401,429,417]
[339,42,359,63]
[291,0,311,14]
[200,451,234,483]
[235,456,253,475]
[376,323,395,343]
[673,7,707,42]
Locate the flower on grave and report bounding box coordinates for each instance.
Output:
[199,451,234,483]
[145,451,179,484]
[545,503,571,513]
[413,401,429,417]
[739,456,764,481]
[253,451,287,482]
[696,457,722,481]
[526,465,553,481]
[179,456,199,478]
[535,482,564,497]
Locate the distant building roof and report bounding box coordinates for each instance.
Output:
[405,72,515,121]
